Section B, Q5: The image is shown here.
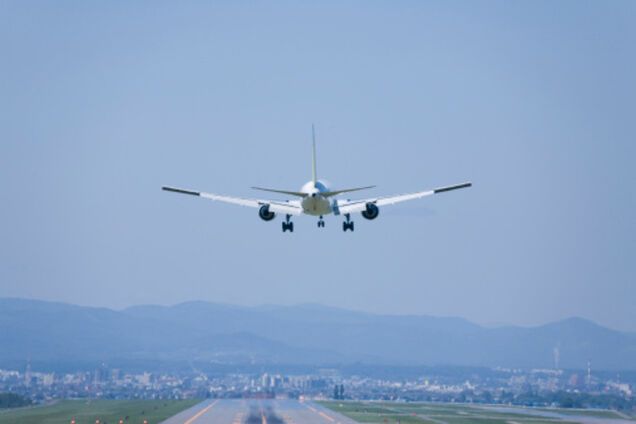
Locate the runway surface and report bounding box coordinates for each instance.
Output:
[160,399,359,424]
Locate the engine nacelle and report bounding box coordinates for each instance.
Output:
[361,202,379,220]
[258,204,276,221]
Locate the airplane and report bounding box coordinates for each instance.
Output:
[162,127,471,232]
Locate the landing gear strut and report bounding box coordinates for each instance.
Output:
[317,216,325,228]
[282,214,294,232]
[342,214,354,232]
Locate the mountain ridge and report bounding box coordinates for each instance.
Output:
[1,297,634,370]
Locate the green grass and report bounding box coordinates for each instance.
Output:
[535,408,625,418]
[318,401,600,424]
[0,399,200,424]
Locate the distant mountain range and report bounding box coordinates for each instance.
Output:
[1,298,635,371]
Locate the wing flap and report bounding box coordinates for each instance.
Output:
[266,201,303,216]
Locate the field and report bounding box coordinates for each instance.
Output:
[0,399,199,424]
[319,400,634,424]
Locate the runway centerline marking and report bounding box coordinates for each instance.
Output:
[183,400,218,424]
[232,412,244,424]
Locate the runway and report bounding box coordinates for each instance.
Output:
[160,399,359,424]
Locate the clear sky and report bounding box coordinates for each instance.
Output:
[1,1,635,331]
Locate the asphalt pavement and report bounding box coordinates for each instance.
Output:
[159,399,359,424]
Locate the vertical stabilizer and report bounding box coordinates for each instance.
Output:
[312,124,317,185]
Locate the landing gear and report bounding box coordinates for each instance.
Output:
[282,215,294,232]
[317,216,325,228]
[342,214,354,232]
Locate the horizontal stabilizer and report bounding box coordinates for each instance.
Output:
[322,185,376,197]
[251,187,308,197]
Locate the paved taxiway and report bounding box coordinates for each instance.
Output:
[160,399,358,424]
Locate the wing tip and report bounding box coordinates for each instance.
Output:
[162,186,200,196]
[434,182,472,194]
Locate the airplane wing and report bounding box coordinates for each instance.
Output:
[162,186,302,215]
[337,182,471,214]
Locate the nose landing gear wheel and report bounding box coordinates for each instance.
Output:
[317,216,325,228]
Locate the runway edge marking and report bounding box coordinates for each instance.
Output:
[306,403,336,422]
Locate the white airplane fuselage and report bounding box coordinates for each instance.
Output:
[300,180,332,216]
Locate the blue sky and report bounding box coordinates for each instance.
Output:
[1,1,635,331]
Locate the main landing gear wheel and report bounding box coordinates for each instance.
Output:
[342,214,354,232]
[282,215,294,232]
[317,216,325,228]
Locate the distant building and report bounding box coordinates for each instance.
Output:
[111,368,122,382]
[42,373,55,387]
[24,360,32,387]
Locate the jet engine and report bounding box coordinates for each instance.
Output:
[361,202,379,220]
[258,204,276,221]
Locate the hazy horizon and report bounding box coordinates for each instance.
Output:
[2,2,635,331]
[1,295,632,334]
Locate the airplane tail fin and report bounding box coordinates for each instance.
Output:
[312,124,317,185]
